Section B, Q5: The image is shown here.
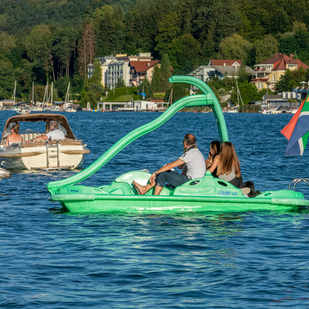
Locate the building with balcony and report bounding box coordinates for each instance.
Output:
[251,53,309,92]
[189,60,254,83]
[87,53,159,89]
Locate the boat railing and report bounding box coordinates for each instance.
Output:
[288,178,309,191]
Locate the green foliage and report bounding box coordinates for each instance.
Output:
[137,78,152,99]
[254,34,279,64]
[151,64,161,92]
[3,0,309,100]
[115,78,126,88]
[54,76,70,100]
[169,34,201,73]
[106,87,138,101]
[165,83,189,104]
[88,83,104,99]
[0,57,15,99]
[219,34,252,64]
[275,68,308,92]
[88,60,102,84]
[230,82,268,105]
[160,54,172,92]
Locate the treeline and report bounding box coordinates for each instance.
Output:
[1,0,309,103]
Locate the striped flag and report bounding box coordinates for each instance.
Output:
[281,94,309,156]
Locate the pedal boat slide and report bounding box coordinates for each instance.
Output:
[47,76,309,214]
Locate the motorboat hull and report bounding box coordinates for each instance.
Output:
[49,171,309,214]
[0,141,89,170]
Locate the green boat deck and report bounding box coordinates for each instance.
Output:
[47,76,309,214]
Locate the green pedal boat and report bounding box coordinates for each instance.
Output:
[47,76,309,214]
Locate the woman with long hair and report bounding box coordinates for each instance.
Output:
[206,140,220,176]
[5,123,23,147]
[208,141,243,188]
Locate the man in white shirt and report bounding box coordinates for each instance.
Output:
[26,121,65,143]
[133,134,206,195]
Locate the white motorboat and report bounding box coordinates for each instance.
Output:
[258,109,272,114]
[64,108,76,113]
[16,109,31,115]
[0,114,89,170]
[30,106,43,112]
[226,107,239,113]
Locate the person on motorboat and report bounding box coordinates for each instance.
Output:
[205,140,220,176]
[133,133,206,195]
[26,121,65,143]
[5,123,23,147]
[208,141,244,188]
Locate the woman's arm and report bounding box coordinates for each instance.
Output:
[208,155,220,174]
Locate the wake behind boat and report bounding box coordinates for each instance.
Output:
[0,114,89,170]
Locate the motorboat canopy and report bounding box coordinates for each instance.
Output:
[1,114,76,142]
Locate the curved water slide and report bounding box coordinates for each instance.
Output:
[47,76,229,195]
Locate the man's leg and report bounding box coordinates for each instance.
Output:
[154,171,189,195]
[133,180,156,195]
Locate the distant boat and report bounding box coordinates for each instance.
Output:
[227,80,243,113]
[63,82,76,112]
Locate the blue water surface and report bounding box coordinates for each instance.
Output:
[1,111,309,308]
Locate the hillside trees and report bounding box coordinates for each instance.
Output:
[24,25,54,82]
[254,34,279,64]
[219,34,252,64]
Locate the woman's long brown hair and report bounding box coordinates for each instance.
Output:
[217,142,241,177]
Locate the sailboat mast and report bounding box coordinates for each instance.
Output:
[12,80,16,104]
[236,80,239,107]
[43,82,48,104]
[51,82,53,105]
[32,82,34,104]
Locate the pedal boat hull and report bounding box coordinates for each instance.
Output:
[49,171,309,214]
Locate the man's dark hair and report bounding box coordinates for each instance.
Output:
[183,134,196,146]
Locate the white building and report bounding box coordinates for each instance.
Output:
[134,100,158,111]
[88,53,159,90]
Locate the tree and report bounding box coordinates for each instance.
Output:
[88,83,104,99]
[24,25,53,81]
[155,12,181,57]
[151,64,161,92]
[292,21,307,33]
[254,34,279,64]
[115,78,126,88]
[77,23,96,79]
[0,32,16,55]
[137,78,152,99]
[169,34,201,72]
[230,82,260,105]
[0,57,15,99]
[52,26,78,78]
[89,60,102,85]
[219,34,252,63]
[160,54,172,92]
[16,59,33,95]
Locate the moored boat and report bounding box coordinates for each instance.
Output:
[0,114,89,170]
[47,76,309,213]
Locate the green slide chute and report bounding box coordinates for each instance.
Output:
[47,76,228,195]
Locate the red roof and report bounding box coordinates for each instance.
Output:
[259,53,309,70]
[129,61,158,73]
[210,59,242,66]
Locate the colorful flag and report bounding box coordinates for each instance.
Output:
[281,94,309,156]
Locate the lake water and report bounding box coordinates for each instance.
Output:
[1,111,309,308]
